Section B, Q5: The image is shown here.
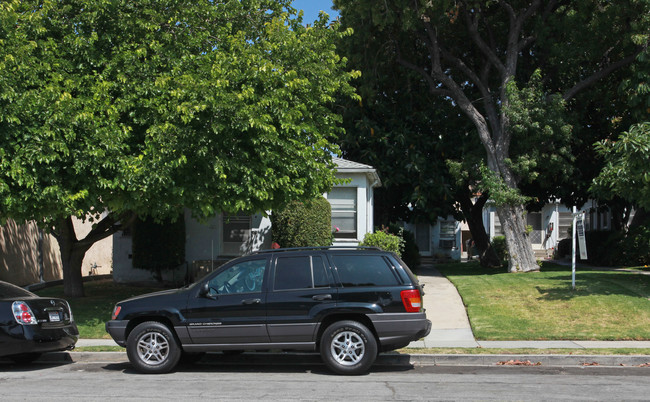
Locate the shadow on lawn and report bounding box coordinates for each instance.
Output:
[535,272,650,301]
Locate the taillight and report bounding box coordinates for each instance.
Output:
[111,305,121,320]
[12,301,38,325]
[400,289,422,313]
[65,301,74,322]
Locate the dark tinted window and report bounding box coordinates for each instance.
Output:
[312,256,329,288]
[332,255,400,287]
[0,281,35,298]
[274,255,330,290]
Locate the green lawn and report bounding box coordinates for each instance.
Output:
[436,262,650,341]
[35,280,162,338]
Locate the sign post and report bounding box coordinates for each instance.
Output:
[572,207,588,290]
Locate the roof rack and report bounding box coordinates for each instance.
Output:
[251,246,382,254]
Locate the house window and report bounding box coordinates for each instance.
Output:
[222,214,251,256]
[329,187,357,239]
[439,221,456,249]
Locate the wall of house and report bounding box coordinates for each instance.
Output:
[0,217,112,286]
[112,211,272,284]
[328,172,375,246]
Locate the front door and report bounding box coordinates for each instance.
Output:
[415,223,431,256]
[527,212,543,247]
[185,257,269,344]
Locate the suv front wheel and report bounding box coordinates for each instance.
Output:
[320,320,378,375]
[126,321,181,374]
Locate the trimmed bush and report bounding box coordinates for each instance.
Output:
[360,227,404,256]
[387,223,420,269]
[271,197,332,248]
[491,236,508,263]
[132,215,185,281]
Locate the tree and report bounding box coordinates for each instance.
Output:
[0,0,358,296]
[592,123,650,212]
[334,0,648,272]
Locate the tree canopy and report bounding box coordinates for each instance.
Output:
[0,0,358,295]
[334,0,648,272]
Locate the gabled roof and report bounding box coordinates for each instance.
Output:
[333,157,381,188]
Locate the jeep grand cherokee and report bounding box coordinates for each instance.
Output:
[105,247,431,374]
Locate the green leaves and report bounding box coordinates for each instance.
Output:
[0,0,356,227]
[592,123,650,210]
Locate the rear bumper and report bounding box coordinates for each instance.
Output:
[0,323,79,357]
[105,320,128,346]
[368,313,431,348]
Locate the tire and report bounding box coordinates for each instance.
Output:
[9,353,41,364]
[126,321,181,374]
[319,320,378,375]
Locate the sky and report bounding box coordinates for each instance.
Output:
[290,0,339,24]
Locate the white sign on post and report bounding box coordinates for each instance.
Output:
[576,213,588,260]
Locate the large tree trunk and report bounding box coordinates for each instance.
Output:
[56,217,92,297]
[457,191,501,267]
[495,204,538,272]
[53,212,136,297]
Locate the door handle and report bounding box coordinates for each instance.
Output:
[313,294,332,301]
[242,298,261,305]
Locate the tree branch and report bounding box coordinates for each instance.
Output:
[562,49,643,101]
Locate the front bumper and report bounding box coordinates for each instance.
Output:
[105,320,129,346]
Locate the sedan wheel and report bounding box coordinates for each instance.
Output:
[127,321,181,374]
[320,320,377,375]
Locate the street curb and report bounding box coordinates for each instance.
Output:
[20,351,650,368]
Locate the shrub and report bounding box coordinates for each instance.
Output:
[556,238,572,258]
[271,197,332,248]
[491,236,508,263]
[360,226,404,256]
[132,215,185,281]
[387,223,420,269]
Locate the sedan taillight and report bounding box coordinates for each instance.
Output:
[12,301,38,325]
[400,289,422,313]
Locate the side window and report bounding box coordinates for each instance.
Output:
[332,255,400,287]
[207,259,266,296]
[274,255,330,291]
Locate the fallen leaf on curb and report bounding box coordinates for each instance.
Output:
[638,363,650,367]
[497,360,541,366]
[582,362,600,366]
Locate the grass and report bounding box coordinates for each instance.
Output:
[436,261,650,341]
[35,280,162,338]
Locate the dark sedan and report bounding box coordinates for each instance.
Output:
[0,280,78,363]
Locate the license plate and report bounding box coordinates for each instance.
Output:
[49,311,61,322]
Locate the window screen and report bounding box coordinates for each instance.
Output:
[332,255,399,287]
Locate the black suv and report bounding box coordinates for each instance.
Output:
[105,247,431,374]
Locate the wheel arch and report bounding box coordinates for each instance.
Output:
[316,313,379,349]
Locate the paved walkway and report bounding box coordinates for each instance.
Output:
[76,264,650,350]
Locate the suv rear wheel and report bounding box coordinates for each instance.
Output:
[126,321,181,374]
[320,320,377,375]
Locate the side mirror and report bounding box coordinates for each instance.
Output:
[199,282,210,297]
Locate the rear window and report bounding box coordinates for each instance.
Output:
[332,254,400,287]
[0,282,35,298]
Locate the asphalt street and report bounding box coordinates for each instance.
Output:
[1,355,649,401]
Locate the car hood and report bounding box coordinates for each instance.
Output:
[119,288,188,304]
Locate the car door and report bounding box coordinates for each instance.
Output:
[266,253,337,343]
[185,257,270,344]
